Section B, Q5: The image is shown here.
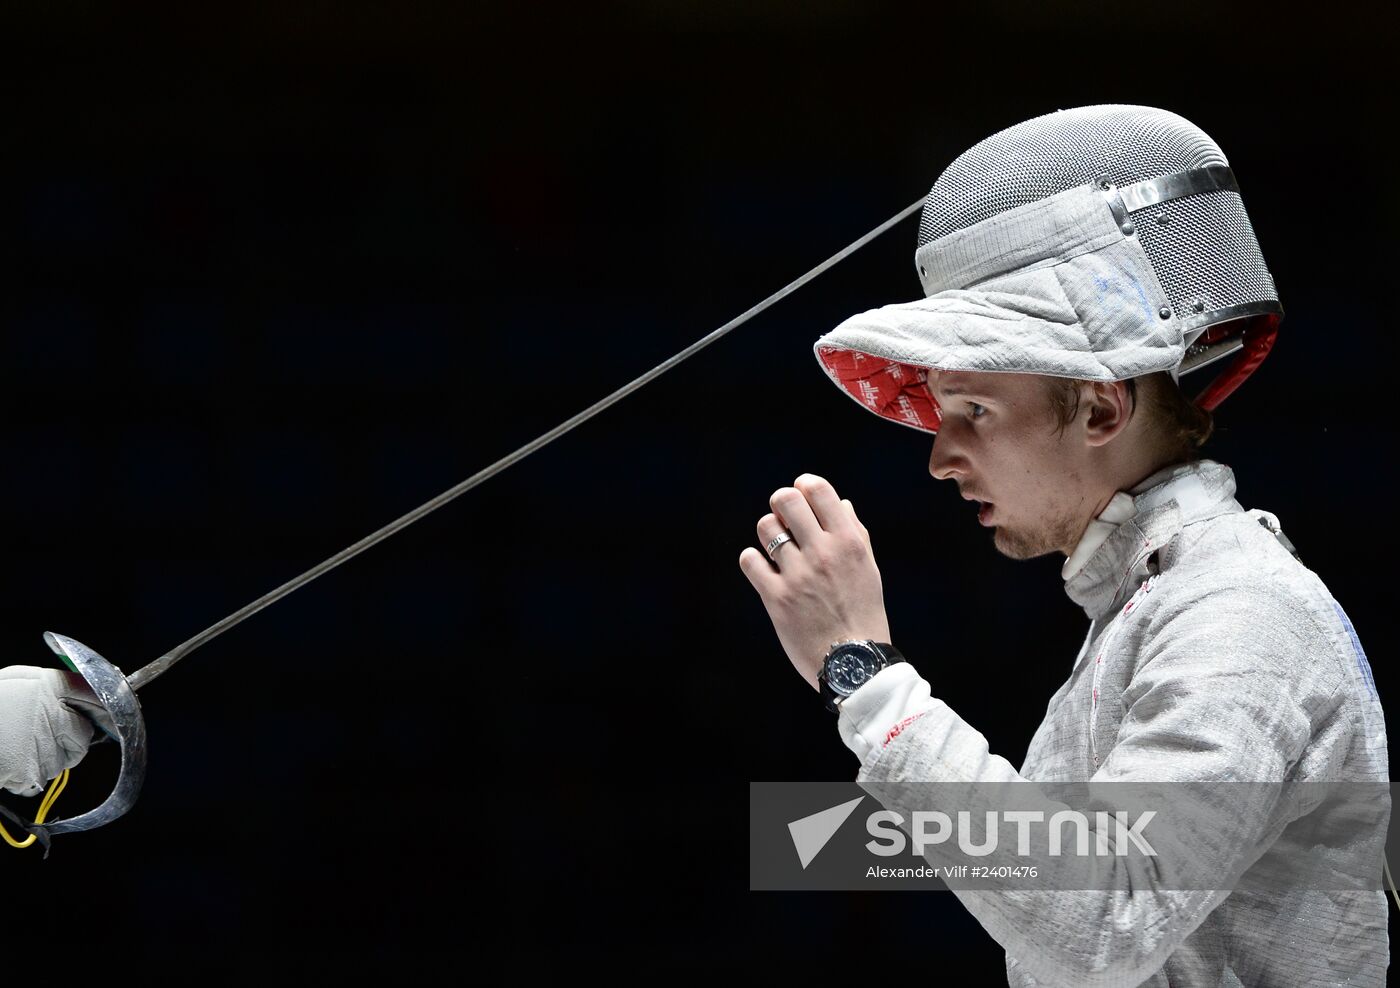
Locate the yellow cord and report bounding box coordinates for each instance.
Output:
[0,769,70,849]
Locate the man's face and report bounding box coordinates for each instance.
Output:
[925,369,1091,560]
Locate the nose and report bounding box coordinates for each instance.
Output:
[928,430,966,481]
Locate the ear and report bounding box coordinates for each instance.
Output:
[1082,381,1134,447]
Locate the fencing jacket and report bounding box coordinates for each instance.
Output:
[836,460,1390,986]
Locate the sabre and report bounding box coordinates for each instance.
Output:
[5,195,926,850]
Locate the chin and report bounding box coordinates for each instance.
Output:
[992,525,1058,561]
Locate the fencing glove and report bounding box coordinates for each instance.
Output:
[0,666,113,796]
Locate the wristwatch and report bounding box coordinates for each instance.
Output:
[818,640,905,713]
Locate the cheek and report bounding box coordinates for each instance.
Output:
[982,430,1065,509]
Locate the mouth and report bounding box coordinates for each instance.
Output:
[961,491,995,526]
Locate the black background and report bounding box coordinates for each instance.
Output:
[5,2,1394,980]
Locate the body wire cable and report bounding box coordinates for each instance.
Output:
[125,195,927,692]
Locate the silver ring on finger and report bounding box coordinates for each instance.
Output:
[765,530,795,560]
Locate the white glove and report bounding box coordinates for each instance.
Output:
[0,666,112,797]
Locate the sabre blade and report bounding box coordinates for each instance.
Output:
[124,195,926,692]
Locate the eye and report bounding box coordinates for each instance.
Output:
[968,402,987,420]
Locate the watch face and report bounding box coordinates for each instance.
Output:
[825,642,883,696]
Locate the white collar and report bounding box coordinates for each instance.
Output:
[1060,490,1136,582]
[1059,461,1216,583]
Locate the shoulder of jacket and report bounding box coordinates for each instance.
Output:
[1158,508,1316,591]
[1127,545,1353,690]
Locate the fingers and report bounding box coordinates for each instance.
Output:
[741,476,870,589]
[792,473,852,534]
[740,509,801,594]
[842,498,872,549]
[60,688,118,739]
[755,511,791,550]
[769,484,822,546]
[48,701,96,769]
[773,471,853,545]
[738,546,779,595]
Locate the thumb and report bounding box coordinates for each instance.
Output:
[56,672,117,739]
